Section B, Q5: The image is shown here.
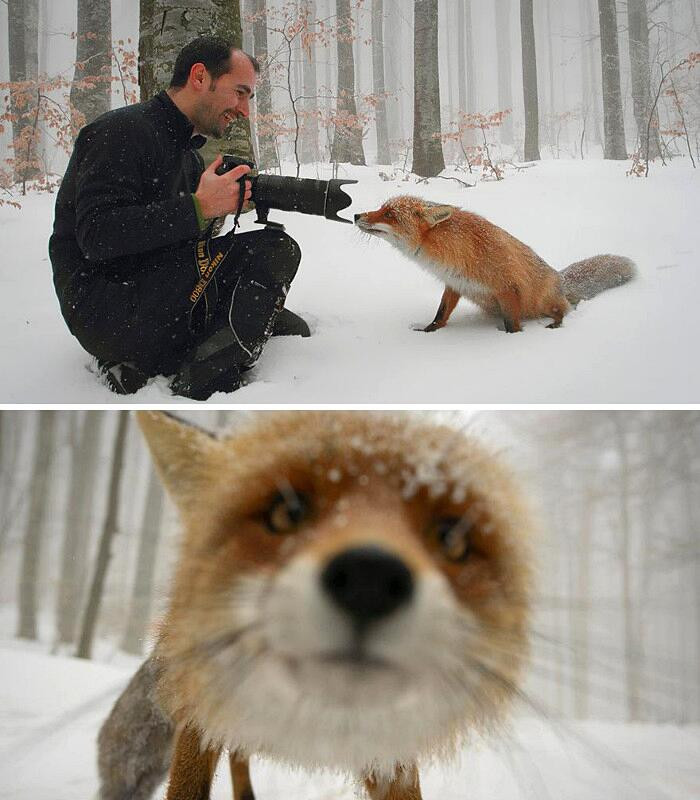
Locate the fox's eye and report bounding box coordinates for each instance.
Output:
[383,209,394,219]
[431,516,473,562]
[264,491,310,534]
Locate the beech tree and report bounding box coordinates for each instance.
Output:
[371,0,391,164]
[330,0,366,165]
[520,0,541,160]
[70,0,112,129]
[627,0,661,159]
[412,0,444,176]
[138,0,254,164]
[597,0,627,159]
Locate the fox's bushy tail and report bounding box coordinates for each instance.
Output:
[559,255,636,305]
[98,654,174,800]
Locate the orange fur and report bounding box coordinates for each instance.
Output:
[356,196,571,331]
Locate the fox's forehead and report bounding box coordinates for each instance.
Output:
[213,413,526,530]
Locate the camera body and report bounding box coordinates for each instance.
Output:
[216,155,356,226]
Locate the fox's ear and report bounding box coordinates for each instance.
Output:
[422,204,454,227]
[136,411,227,513]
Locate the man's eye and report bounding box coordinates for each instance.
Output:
[263,491,310,533]
[430,516,473,562]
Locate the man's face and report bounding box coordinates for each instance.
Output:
[192,51,256,139]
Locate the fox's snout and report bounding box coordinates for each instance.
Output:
[321,546,414,627]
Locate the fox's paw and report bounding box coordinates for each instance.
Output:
[414,322,442,333]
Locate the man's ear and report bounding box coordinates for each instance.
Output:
[136,411,226,514]
[422,204,454,228]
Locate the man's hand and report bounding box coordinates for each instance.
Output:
[194,154,252,219]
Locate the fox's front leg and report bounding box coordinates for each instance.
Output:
[418,286,460,332]
[364,764,423,800]
[229,749,255,800]
[166,723,221,800]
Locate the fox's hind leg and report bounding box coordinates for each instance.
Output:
[496,288,523,333]
[545,297,569,329]
[418,287,460,332]
[364,764,423,800]
[166,724,221,800]
[229,750,255,800]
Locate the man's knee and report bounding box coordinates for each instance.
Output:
[255,229,301,285]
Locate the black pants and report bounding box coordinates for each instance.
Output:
[69,227,301,376]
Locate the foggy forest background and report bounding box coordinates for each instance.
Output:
[1,0,699,198]
[0,410,698,726]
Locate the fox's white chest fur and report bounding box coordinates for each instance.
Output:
[390,232,490,302]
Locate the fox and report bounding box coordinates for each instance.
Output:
[98,410,535,800]
[354,195,636,333]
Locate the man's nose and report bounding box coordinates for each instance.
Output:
[237,97,250,118]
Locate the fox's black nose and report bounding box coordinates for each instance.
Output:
[321,546,414,626]
[353,213,361,222]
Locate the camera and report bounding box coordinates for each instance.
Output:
[216,155,357,226]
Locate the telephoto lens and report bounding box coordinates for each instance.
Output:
[217,155,357,224]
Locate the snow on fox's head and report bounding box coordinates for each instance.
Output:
[137,411,534,775]
[355,195,455,250]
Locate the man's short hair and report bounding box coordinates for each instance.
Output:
[169,36,259,88]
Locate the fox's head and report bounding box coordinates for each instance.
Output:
[354,195,455,252]
[138,411,533,776]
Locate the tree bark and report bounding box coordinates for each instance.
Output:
[597,0,627,159]
[300,0,320,164]
[520,0,541,160]
[17,412,56,641]
[627,0,661,159]
[412,0,444,176]
[70,0,112,130]
[331,0,366,164]
[371,0,391,164]
[252,0,279,170]
[8,0,41,182]
[76,412,130,660]
[55,411,106,646]
[138,0,254,165]
[495,0,514,144]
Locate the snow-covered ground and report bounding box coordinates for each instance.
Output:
[1,159,698,403]
[0,640,698,800]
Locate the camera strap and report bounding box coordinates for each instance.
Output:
[188,190,246,309]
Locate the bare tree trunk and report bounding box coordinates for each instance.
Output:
[627,0,661,159]
[300,0,320,164]
[520,0,541,160]
[371,0,391,164]
[138,0,253,164]
[76,412,130,660]
[412,0,444,176]
[572,489,593,718]
[331,0,366,165]
[384,0,404,150]
[8,0,41,182]
[585,0,604,149]
[121,468,165,655]
[253,0,280,170]
[55,411,106,646]
[17,412,56,641]
[597,0,627,159]
[70,0,112,130]
[495,0,514,144]
[612,416,641,721]
[0,412,24,559]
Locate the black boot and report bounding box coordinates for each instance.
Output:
[97,360,150,395]
[272,308,311,338]
[169,328,245,400]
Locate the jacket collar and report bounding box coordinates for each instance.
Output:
[153,90,206,150]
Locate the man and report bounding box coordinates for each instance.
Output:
[49,36,308,400]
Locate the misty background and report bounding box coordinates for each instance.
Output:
[1,0,698,187]
[0,409,698,726]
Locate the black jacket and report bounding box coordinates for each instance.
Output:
[49,91,206,327]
